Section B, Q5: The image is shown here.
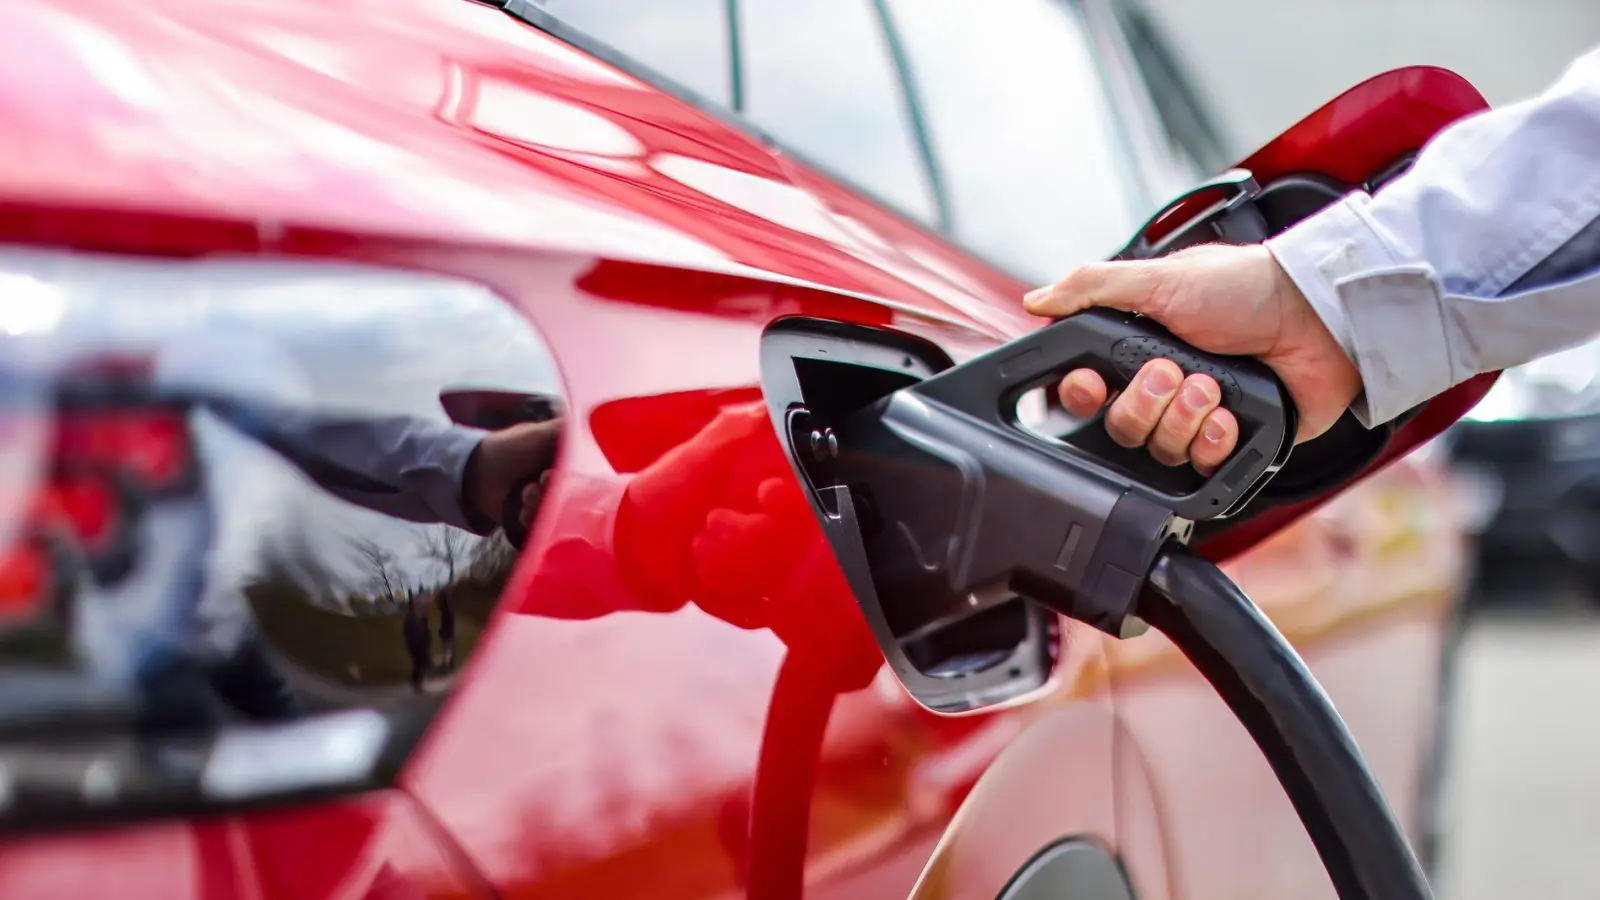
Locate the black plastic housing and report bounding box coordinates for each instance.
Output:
[761,321,1059,713]
[825,308,1291,642]
[1140,542,1433,900]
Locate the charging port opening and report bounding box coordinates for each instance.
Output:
[792,357,919,422]
[761,318,1058,710]
[902,600,1030,678]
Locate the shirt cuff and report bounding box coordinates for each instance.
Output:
[424,424,497,534]
[1265,194,1457,428]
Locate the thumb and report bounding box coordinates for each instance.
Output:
[1022,260,1169,320]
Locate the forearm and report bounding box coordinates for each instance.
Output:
[1266,44,1600,427]
[205,396,492,532]
[305,414,492,532]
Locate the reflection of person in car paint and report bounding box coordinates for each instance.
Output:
[171,398,558,722]
[402,594,432,695]
[499,399,882,690]
[200,394,558,538]
[89,355,858,727]
[57,337,562,731]
[209,389,864,673]
[436,585,457,673]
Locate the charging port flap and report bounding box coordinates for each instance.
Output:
[762,320,1058,714]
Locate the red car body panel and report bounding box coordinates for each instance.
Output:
[0,791,487,900]
[0,2,1491,900]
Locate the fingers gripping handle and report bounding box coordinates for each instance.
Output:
[1108,336,1245,409]
[495,395,563,550]
[910,308,1294,520]
[503,489,533,549]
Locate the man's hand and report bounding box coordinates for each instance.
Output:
[1023,243,1362,473]
[463,419,561,531]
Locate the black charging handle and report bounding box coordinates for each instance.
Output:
[913,307,1295,520]
[827,307,1294,641]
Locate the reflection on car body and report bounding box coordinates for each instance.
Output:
[0,252,564,815]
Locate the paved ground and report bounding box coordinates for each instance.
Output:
[1433,603,1600,900]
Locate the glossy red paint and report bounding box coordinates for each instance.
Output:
[0,546,48,622]
[390,251,1037,900]
[0,792,487,900]
[0,2,1490,899]
[1242,67,1490,187]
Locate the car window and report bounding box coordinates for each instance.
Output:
[884,0,1149,281]
[740,0,941,226]
[1111,0,1230,176]
[536,0,735,108]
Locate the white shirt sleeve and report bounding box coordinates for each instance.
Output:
[1265,43,1600,427]
[153,334,499,533]
[203,395,493,534]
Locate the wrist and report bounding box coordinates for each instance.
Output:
[459,437,501,530]
[1266,251,1363,441]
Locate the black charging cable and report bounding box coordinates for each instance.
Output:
[1137,540,1434,900]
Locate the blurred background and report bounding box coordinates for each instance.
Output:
[1141,0,1600,153]
[1133,3,1600,898]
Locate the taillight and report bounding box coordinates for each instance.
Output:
[36,473,117,550]
[0,408,176,615]
[17,388,196,595]
[0,467,140,612]
[53,407,194,497]
[0,541,47,624]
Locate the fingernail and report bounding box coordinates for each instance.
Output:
[1181,382,1212,410]
[1023,287,1051,307]
[1204,419,1226,442]
[1142,367,1177,397]
[1068,384,1096,407]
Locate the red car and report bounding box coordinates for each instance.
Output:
[0,1,1493,899]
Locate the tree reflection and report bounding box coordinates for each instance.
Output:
[241,522,520,700]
